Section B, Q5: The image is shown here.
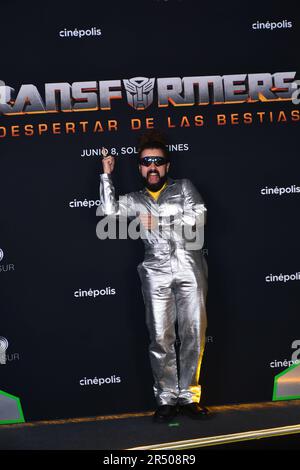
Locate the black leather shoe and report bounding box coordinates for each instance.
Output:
[153,405,178,423]
[180,403,211,419]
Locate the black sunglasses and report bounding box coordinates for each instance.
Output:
[140,156,168,167]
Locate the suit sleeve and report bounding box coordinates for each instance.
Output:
[181,178,207,227]
[157,179,206,230]
[96,173,134,217]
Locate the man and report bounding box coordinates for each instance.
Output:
[97,133,209,422]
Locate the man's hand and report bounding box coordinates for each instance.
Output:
[102,147,115,174]
[139,213,158,230]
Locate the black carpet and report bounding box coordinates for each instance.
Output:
[0,401,300,450]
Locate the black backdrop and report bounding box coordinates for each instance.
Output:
[1,0,300,421]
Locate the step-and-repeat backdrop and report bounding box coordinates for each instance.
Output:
[1,0,300,421]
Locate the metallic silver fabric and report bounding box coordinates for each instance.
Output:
[97,173,208,405]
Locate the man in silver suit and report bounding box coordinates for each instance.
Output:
[97,133,209,422]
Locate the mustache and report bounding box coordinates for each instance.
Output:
[147,170,160,177]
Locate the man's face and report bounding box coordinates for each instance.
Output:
[139,148,170,191]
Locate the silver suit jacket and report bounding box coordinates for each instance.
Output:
[96,173,207,251]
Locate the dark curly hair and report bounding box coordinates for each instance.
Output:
[137,130,169,160]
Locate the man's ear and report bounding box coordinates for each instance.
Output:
[166,162,170,172]
[138,164,142,174]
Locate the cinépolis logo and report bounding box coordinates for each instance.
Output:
[59,27,102,39]
[74,287,116,298]
[266,272,300,283]
[270,339,300,369]
[252,20,293,31]
[79,375,121,387]
[69,198,100,209]
[261,184,300,196]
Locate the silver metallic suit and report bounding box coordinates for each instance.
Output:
[97,173,208,405]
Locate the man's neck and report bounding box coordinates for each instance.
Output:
[146,181,168,200]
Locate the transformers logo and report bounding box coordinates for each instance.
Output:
[123,77,155,110]
[0,72,298,115]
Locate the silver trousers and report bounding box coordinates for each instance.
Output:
[137,241,207,406]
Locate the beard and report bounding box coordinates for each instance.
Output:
[141,169,168,192]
